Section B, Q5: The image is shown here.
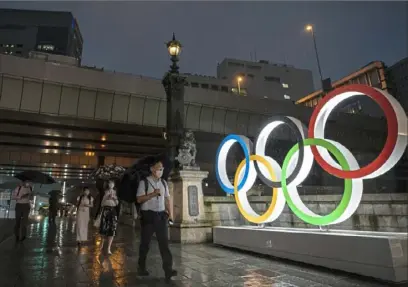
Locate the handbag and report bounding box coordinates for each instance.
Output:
[94,212,101,228]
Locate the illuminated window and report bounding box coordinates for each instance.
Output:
[282,83,289,88]
[42,44,55,51]
[284,94,291,100]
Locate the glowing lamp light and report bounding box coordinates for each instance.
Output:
[305,24,313,32]
[166,33,182,57]
[215,84,407,226]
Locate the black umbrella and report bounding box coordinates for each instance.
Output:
[127,153,173,180]
[14,171,56,184]
[117,153,172,203]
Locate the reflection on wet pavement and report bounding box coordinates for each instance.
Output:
[0,218,398,287]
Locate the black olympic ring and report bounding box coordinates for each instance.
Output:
[254,116,307,188]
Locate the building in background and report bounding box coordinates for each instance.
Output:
[0,8,83,62]
[183,58,314,102]
[216,58,315,101]
[296,61,389,117]
[386,56,408,112]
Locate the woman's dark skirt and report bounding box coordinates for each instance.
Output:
[99,206,118,237]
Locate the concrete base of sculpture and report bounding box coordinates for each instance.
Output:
[169,169,211,243]
[213,226,408,283]
[169,222,212,243]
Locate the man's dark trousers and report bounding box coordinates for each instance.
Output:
[14,203,30,239]
[138,210,173,273]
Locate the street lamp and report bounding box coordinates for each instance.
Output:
[237,76,243,95]
[162,33,185,167]
[305,24,324,85]
[166,33,182,74]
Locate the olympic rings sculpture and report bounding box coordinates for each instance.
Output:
[215,84,407,226]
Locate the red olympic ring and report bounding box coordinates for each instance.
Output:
[308,84,398,179]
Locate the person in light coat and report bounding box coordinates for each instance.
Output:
[76,187,93,246]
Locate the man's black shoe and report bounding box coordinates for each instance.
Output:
[137,269,149,276]
[165,270,177,283]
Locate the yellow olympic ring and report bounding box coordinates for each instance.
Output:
[234,155,278,224]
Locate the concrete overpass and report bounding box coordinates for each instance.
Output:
[0,54,404,194]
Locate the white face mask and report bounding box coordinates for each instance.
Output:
[108,183,114,189]
[84,190,90,196]
[154,169,163,178]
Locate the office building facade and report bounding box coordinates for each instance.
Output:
[296,61,389,117]
[386,57,408,112]
[0,8,83,61]
[216,58,315,101]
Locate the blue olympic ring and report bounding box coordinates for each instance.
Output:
[215,134,251,194]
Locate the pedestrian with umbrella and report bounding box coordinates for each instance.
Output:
[48,190,61,224]
[11,180,33,242]
[91,164,125,219]
[12,171,55,242]
[123,154,176,282]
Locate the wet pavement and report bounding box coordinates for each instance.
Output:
[0,218,400,287]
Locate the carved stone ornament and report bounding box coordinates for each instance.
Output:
[175,130,199,169]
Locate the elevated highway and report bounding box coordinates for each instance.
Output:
[0,54,404,194]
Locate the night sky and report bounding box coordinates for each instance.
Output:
[1,1,407,89]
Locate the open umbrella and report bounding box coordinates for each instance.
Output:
[90,164,126,181]
[127,153,172,180]
[117,153,172,203]
[14,171,56,184]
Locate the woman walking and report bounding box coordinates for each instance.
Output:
[99,180,119,255]
[76,187,93,246]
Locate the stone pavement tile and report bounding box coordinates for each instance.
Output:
[276,267,346,286]
[178,265,218,283]
[0,218,398,287]
[277,275,326,287]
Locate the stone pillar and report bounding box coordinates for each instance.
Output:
[169,169,212,243]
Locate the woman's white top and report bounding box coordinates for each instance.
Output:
[77,195,93,212]
[101,189,119,207]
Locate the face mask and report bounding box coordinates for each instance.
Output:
[108,183,114,189]
[84,190,90,195]
[154,169,163,178]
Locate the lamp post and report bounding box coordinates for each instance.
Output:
[237,76,242,95]
[162,33,185,168]
[305,25,324,85]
